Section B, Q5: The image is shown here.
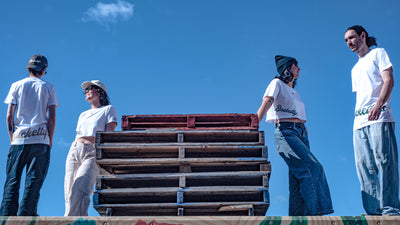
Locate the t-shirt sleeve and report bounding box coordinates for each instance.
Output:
[377,48,392,72]
[48,86,60,107]
[4,83,17,105]
[106,106,118,124]
[263,79,280,99]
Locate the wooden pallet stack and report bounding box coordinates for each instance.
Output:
[93,113,271,216]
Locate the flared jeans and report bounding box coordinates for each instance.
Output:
[353,122,400,215]
[274,122,333,216]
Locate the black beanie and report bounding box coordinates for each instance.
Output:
[275,55,297,75]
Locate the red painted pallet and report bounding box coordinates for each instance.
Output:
[121,114,259,131]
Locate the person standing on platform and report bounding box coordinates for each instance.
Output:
[0,54,59,216]
[256,55,334,216]
[64,80,117,216]
[345,25,400,215]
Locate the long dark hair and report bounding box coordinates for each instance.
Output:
[275,66,297,88]
[85,86,110,106]
[346,25,377,47]
[97,87,110,106]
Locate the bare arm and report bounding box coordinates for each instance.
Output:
[6,104,16,143]
[47,105,56,147]
[369,67,394,121]
[105,122,117,131]
[256,96,274,123]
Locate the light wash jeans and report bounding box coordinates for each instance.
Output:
[64,141,99,216]
[274,122,333,216]
[0,144,50,216]
[353,122,400,215]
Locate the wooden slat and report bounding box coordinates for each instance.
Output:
[93,201,269,208]
[97,142,264,148]
[121,113,259,130]
[99,171,270,179]
[95,186,268,194]
[97,157,269,166]
[93,201,269,217]
[97,145,267,160]
[96,171,271,189]
[97,130,263,145]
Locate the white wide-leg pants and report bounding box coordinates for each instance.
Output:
[64,141,99,216]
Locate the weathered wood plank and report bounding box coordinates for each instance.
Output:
[1,216,398,225]
[97,157,269,165]
[96,171,270,189]
[98,142,264,147]
[99,171,270,179]
[99,164,269,175]
[97,130,263,145]
[97,145,267,160]
[93,201,269,208]
[121,113,259,130]
[95,186,268,194]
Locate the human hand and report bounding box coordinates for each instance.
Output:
[368,105,382,121]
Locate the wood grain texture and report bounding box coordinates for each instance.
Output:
[0,216,398,225]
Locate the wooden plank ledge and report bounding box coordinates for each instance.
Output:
[0,216,398,225]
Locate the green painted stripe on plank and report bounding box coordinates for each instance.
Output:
[341,216,368,225]
[259,216,282,225]
[0,216,9,225]
[289,216,308,225]
[28,217,36,225]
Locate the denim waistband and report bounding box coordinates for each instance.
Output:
[275,121,305,128]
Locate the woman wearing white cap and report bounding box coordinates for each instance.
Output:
[64,80,117,216]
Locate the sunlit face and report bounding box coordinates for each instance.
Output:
[344,29,365,53]
[289,63,300,79]
[84,86,100,103]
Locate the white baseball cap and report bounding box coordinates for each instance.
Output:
[81,80,107,94]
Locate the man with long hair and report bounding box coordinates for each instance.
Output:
[345,25,400,215]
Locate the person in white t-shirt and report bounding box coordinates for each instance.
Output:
[0,54,59,216]
[345,25,400,215]
[257,55,333,216]
[64,80,117,216]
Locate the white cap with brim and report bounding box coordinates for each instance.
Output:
[81,80,107,94]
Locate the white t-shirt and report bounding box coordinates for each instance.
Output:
[4,77,59,145]
[76,105,118,139]
[351,48,394,130]
[263,78,306,123]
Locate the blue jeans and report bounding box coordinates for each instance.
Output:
[353,122,400,215]
[274,122,333,216]
[0,144,50,216]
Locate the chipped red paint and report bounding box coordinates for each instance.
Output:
[121,113,259,131]
[135,220,184,225]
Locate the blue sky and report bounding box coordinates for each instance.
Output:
[1,0,400,217]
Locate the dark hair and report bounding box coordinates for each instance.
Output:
[96,87,110,106]
[85,86,110,106]
[275,65,297,88]
[28,68,45,77]
[346,25,377,47]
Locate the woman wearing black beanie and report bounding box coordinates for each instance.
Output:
[256,55,333,216]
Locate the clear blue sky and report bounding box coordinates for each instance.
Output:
[1,0,400,217]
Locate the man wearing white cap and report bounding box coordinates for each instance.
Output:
[0,54,59,216]
[64,80,117,216]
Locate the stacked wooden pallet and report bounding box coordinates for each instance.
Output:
[93,114,270,216]
[121,113,259,130]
